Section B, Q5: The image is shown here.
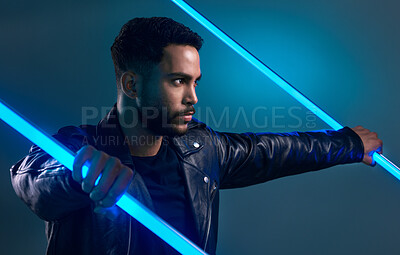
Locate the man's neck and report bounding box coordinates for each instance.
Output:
[117,101,163,157]
[124,131,163,157]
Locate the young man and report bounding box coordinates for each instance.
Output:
[11,17,382,255]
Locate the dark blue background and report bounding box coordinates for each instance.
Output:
[1,0,400,254]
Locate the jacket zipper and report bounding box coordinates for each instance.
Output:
[203,180,217,250]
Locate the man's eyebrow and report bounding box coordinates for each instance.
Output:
[166,72,202,81]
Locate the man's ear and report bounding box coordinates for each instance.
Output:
[120,71,137,99]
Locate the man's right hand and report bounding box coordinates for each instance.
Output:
[72,145,134,211]
[351,125,383,166]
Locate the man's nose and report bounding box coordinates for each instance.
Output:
[183,84,198,105]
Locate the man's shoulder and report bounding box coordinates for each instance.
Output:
[187,117,207,130]
[53,125,97,151]
[186,117,215,138]
[57,125,95,136]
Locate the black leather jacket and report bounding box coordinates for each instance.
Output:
[10,105,364,255]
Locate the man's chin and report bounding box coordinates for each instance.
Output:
[150,123,188,137]
[167,123,189,136]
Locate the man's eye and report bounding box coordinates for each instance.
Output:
[174,78,184,85]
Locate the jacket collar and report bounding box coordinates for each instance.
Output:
[95,104,133,165]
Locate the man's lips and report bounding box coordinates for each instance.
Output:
[179,111,194,122]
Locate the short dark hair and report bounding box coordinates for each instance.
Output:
[111,17,203,85]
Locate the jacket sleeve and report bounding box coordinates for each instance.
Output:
[10,126,92,221]
[214,127,364,189]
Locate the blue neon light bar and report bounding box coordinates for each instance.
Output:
[0,99,207,255]
[170,0,400,179]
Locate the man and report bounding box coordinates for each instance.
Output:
[11,17,382,255]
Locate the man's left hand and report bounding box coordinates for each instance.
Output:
[351,125,383,166]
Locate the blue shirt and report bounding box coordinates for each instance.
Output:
[132,138,196,254]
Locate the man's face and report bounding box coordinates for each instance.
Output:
[137,44,201,136]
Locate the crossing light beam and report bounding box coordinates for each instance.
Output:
[170,0,400,180]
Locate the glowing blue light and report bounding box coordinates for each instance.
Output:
[0,99,207,255]
[374,154,400,179]
[170,0,400,179]
[81,163,101,186]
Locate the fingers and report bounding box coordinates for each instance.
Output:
[89,158,132,202]
[363,154,374,166]
[72,145,134,209]
[89,158,120,201]
[94,166,134,208]
[352,126,383,167]
[73,145,95,183]
[81,151,108,193]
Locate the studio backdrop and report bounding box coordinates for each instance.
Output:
[1,0,400,254]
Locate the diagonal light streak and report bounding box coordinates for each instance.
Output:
[170,0,400,180]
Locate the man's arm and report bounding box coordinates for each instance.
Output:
[10,143,92,221]
[10,126,135,221]
[213,126,381,189]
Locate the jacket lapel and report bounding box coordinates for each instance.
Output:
[170,125,211,248]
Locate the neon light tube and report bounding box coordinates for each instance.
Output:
[170,0,400,179]
[0,99,207,255]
